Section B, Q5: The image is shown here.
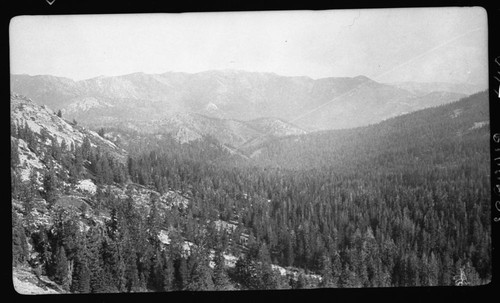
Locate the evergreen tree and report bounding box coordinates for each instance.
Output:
[12,211,28,266]
[212,248,233,290]
[319,254,336,288]
[331,252,342,286]
[185,248,214,291]
[162,251,176,291]
[81,137,91,160]
[421,252,439,286]
[148,249,165,291]
[175,256,189,290]
[11,169,22,200]
[40,128,49,144]
[295,272,313,289]
[53,245,70,290]
[100,154,113,184]
[255,243,277,289]
[70,235,91,293]
[11,142,20,169]
[146,193,161,242]
[234,255,254,289]
[339,264,361,288]
[102,269,120,293]
[102,237,121,291]
[86,227,105,293]
[440,254,454,286]
[74,144,84,175]
[20,182,37,236]
[32,226,52,276]
[51,138,62,162]
[125,250,140,292]
[42,168,59,205]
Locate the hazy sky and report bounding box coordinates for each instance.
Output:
[10,7,488,87]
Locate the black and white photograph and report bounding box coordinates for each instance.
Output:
[9,6,492,294]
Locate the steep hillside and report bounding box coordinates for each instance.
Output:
[11,70,467,131]
[296,78,467,130]
[10,94,205,294]
[248,91,489,170]
[11,94,123,153]
[10,94,127,182]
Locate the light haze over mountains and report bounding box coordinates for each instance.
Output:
[10,70,479,134]
[9,8,488,146]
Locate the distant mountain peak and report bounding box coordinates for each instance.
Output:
[353,75,372,81]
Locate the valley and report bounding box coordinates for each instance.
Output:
[11,76,491,293]
[10,7,490,294]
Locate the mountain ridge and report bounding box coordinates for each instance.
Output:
[245,91,489,170]
[11,70,470,131]
[101,111,307,152]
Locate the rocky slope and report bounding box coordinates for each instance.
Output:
[102,113,307,150]
[10,94,198,294]
[13,266,66,295]
[10,93,127,182]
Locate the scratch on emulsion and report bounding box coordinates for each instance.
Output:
[347,11,361,29]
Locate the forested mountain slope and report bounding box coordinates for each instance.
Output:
[10,93,310,293]
[249,91,489,171]
[11,91,491,293]
[124,91,491,287]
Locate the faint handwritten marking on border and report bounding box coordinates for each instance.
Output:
[493,133,500,143]
[495,58,500,223]
[495,57,500,97]
[46,0,55,5]
[495,185,500,196]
